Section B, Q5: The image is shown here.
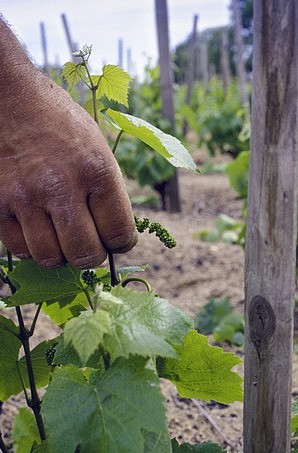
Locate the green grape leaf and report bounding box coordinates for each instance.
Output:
[158,330,243,404]
[105,109,197,171]
[100,286,193,359]
[31,441,50,453]
[12,408,40,453]
[117,265,147,278]
[0,315,22,400]
[42,358,170,453]
[143,429,172,452]
[171,438,226,452]
[62,62,87,90]
[94,65,132,107]
[53,336,104,369]
[7,260,83,306]
[0,317,53,400]
[42,292,88,326]
[64,311,111,364]
[19,340,54,389]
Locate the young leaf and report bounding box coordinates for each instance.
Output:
[100,286,193,359]
[95,65,132,107]
[7,260,83,306]
[12,408,40,453]
[53,336,104,369]
[64,311,111,364]
[42,358,170,453]
[83,98,105,120]
[105,109,197,171]
[158,330,243,404]
[62,62,87,90]
[42,292,88,326]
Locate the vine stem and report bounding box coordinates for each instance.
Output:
[121,277,151,292]
[83,287,94,310]
[108,252,119,287]
[7,251,46,441]
[112,130,124,154]
[0,431,8,453]
[81,55,122,289]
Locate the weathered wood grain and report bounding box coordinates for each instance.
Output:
[244,1,298,452]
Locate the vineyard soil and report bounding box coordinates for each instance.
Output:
[1,153,297,452]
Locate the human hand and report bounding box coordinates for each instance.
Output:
[0,71,137,268]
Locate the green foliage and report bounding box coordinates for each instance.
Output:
[213,313,245,346]
[292,397,298,451]
[62,62,87,90]
[94,64,132,107]
[12,408,40,453]
[225,150,250,200]
[182,79,250,157]
[158,330,243,404]
[196,213,246,246]
[116,63,177,193]
[64,310,111,365]
[42,359,171,453]
[0,47,244,452]
[195,298,245,347]
[98,286,193,360]
[196,150,249,249]
[115,137,175,190]
[171,438,226,452]
[106,109,196,171]
[0,315,53,400]
[194,298,232,334]
[7,260,83,306]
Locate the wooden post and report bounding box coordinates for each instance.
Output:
[127,48,132,74]
[185,14,198,106]
[61,13,85,103]
[183,14,198,137]
[220,28,231,95]
[199,41,209,87]
[155,0,181,212]
[118,39,123,68]
[40,22,48,73]
[232,0,248,105]
[244,1,298,452]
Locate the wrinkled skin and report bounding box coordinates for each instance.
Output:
[0,21,137,268]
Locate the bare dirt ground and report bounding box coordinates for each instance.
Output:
[1,152,297,452]
[118,153,298,452]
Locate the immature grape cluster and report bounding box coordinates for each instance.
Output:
[82,270,99,291]
[134,216,176,249]
[45,343,57,366]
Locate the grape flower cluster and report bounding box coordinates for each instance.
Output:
[134,216,176,249]
[82,270,99,291]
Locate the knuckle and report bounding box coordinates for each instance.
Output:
[105,226,138,252]
[36,256,66,269]
[69,252,107,269]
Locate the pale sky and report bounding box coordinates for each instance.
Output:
[0,0,231,77]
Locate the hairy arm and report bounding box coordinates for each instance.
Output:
[0,18,137,268]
